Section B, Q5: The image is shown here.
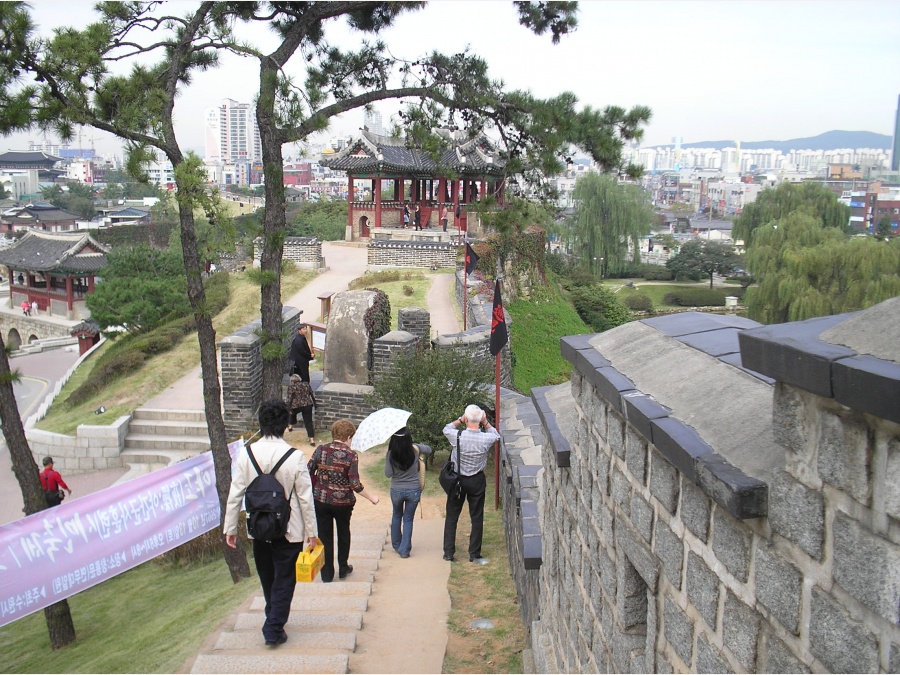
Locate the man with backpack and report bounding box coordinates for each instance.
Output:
[224,400,318,647]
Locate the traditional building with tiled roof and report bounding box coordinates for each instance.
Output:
[0,230,108,320]
[0,202,79,232]
[319,129,508,239]
[0,151,67,182]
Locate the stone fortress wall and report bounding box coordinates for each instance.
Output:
[500,299,900,673]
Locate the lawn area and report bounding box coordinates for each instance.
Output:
[608,280,724,309]
[0,555,257,673]
[37,267,316,435]
[507,281,590,394]
[348,269,437,329]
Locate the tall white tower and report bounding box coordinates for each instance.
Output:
[364,109,384,136]
[204,99,262,163]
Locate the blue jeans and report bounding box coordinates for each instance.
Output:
[390,488,421,556]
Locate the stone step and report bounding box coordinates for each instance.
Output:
[291,581,372,596]
[342,534,386,549]
[128,419,211,438]
[250,595,368,612]
[190,653,347,674]
[132,408,207,422]
[119,448,199,465]
[123,434,211,452]
[235,610,363,631]
[213,629,356,652]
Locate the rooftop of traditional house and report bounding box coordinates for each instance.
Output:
[320,128,506,177]
[1,202,80,223]
[0,151,64,168]
[0,230,109,273]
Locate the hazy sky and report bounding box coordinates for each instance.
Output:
[4,1,899,157]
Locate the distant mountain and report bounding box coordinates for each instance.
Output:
[650,130,892,153]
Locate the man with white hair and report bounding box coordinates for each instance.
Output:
[441,404,500,562]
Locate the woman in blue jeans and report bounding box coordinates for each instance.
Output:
[384,427,431,558]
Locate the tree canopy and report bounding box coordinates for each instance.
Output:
[567,173,654,277]
[85,245,190,333]
[666,238,739,288]
[744,211,900,324]
[287,200,348,241]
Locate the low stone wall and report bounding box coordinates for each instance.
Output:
[253,236,323,270]
[372,330,419,379]
[367,240,456,270]
[398,307,430,345]
[219,306,302,437]
[313,382,376,429]
[0,312,75,348]
[26,417,131,475]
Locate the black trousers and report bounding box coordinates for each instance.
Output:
[314,501,354,581]
[443,471,486,560]
[292,360,310,383]
[290,405,314,438]
[252,537,304,641]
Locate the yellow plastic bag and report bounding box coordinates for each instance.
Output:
[296,538,325,583]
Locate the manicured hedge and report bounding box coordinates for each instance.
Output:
[662,288,728,307]
[623,294,653,312]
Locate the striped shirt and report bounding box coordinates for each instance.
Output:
[442,422,500,476]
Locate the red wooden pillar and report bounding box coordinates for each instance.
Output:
[375,176,383,229]
[393,178,400,201]
[347,174,355,235]
[65,276,74,313]
[88,275,95,293]
[44,274,50,312]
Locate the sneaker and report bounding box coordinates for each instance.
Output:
[338,564,353,579]
[309,438,316,446]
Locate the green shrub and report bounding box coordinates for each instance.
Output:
[68,350,146,405]
[368,347,493,460]
[402,284,414,296]
[662,288,728,307]
[642,267,673,281]
[623,294,653,312]
[570,285,632,332]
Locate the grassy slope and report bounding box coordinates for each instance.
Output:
[608,279,728,308]
[37,267,315,435]
[0,557,258,673]
[507,280,590,395]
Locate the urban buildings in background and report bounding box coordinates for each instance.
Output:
[3,96,900,237]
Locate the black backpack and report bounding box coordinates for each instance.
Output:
[244,446,295,542]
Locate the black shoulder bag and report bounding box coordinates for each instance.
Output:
[439,429,464,499]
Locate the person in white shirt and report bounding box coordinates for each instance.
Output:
[224,400,317,647]
[441,404,500,562]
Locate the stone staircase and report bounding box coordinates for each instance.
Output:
[119,409,209,476]
[189,522,388,674]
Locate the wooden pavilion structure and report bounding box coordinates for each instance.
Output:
[0,230,108,320]
[319,129,508,240]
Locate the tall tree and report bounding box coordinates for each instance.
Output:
[0,2,252,584]
[744,211,900,323]
[222,1,651,400]
[568,173,654,277]
[732,181,850,246]
[666,238,739,288]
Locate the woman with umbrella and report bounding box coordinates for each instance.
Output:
[308,419,379,583]
[384,427,431,558]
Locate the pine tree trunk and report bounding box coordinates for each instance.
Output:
[0,333,77,647]
[43,602,76,649]
[257,81,289,403]
[174,197,251,583]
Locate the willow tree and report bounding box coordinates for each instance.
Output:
[733,181,850,246]
[570,173,654,277]
[745,211,900,324]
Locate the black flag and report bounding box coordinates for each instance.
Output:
[489,279,508,357]
[465,243,480,276]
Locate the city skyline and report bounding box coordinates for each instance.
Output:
[2,1,898,158]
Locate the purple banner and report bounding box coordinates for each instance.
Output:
[0,440,243,627]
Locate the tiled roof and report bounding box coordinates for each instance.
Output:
[109,207,149,218]
[0,231,109,273]
[320,129,506,177]
[0,151,64,165]
[0,204,79,223]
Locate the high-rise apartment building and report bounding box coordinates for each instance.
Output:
[892,94,900,172]
[204,99,261,163]
[364,109,384,136]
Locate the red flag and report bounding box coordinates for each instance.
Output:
[465,243,479,276]
[489,279,508,356]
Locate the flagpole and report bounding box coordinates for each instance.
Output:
[463,268,468,330]
[494,350,501,510]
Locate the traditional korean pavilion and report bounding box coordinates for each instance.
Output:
[0,202,79,232]
[319,129,508,239]
[0,230,108,320]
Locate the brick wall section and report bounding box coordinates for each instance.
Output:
[252,236,323,270]
[519,314,899,673]
[219,306,303,438]
[313,382,376,429]
[372,330,419,380]
[398,307,430,345]
[367,240,456,269]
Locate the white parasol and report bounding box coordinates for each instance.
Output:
[350,407,412,452]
